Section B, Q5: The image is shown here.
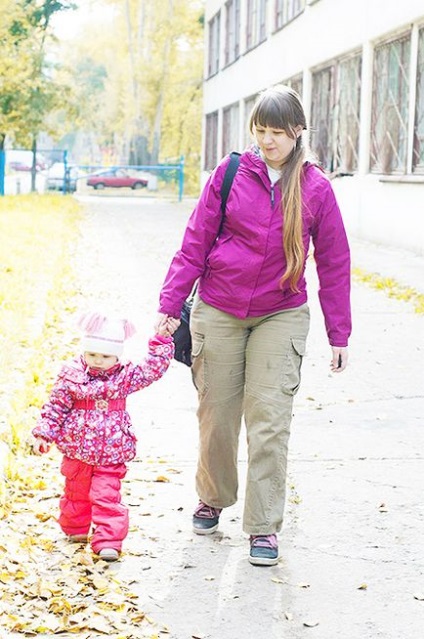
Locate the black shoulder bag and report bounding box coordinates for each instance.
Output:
[172,151,241,366]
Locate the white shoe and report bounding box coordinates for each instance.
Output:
[98,548,119,562]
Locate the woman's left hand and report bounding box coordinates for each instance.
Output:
[330,346,348,372]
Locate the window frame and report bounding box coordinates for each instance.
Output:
[207,11,221,78]
[246,0,268,52]
[224,0,241,67]
[204,111,219,171]
[310,52,362,174]
[412,26,424,173]
[222,101,240,157]
[274,0,305,32]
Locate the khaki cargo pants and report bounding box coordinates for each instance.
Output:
[190,298,310,535]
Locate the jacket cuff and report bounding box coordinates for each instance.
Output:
[151,334,174,345]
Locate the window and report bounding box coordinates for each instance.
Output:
[244,94,258,148]
[208,11,221,78]
[284,74,303,98]
[275,0,305,31]
[225,0,240,66]
[336,56,362,173]
[413,28,424,173]
[246,0,268,51]
[310,53,361,173]
[205,111,219,170]
[222,102,240,156]
[370,35,410,174]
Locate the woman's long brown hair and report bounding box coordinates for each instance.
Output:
[249,85,308,291]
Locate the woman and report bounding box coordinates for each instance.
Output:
[156,85,351,566]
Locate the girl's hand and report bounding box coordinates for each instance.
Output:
[156,316,170,336]
[154,313,168,333]
[330,346,348,372]
[32,438,51,455]
[165,317,181,336]
[155,314,180,337]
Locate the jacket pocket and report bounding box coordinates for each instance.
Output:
[205,234,234,271]
[282,338,306,396]
[191,332,204,359]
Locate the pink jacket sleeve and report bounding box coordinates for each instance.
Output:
[311,183,352,347]
[158,158,231,318]
[32,371,74,443]
[124,335,175,394]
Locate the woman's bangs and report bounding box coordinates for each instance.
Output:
[253,95,290,130]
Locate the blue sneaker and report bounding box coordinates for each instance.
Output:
[249,534,279,566]
[193,501,222,535]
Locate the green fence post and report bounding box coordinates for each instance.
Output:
[178,155,185,201]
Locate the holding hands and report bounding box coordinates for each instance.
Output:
[155,313,181,337]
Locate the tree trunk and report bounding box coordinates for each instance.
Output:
[150,0,174,165]
[31,137,37,193]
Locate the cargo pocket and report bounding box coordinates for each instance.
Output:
[282,338,306,396]
[191,332,206,393]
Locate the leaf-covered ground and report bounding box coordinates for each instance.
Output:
[0,195,167,638]
[0,452,169,638]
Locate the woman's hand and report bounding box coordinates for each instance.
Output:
[165,317,181,336]
[330,346,348,372]
[155,313,181,337]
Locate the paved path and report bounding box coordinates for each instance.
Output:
[72,194,424,639]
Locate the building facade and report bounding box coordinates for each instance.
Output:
[202,0,424,254]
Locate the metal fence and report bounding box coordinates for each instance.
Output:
[0,151,185,200]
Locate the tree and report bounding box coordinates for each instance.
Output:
[0,0,76,189]
[55,0,204,190]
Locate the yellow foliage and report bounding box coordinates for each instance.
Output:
[0,194,81,504]
[352,267,424,314]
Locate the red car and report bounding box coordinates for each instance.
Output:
[87,168,148,190]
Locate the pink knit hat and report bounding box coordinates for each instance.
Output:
[78,312,136,357]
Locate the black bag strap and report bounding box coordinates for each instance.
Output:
[220,151,241,217]
[188,152,241,302]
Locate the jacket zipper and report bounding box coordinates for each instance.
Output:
[271,184,275,207]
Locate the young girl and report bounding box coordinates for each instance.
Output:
[32,311,177,561]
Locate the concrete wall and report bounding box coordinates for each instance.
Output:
[332,175,424,255]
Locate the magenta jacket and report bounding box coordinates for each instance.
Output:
[32,336,174,466]
[159,149,351,346]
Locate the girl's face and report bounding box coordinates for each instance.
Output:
[253,124,301,169]
[84,352,118,370]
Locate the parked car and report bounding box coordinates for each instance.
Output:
[7,150,47,172]
[45,162,79,193]
[86,168,148,190]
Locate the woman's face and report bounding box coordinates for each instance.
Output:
[253,124,299,169]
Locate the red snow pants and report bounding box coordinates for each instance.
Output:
[58,456,129,553]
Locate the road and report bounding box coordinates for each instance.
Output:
[67,194,424,638]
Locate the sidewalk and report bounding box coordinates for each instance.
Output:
[54,196,424,638]
[350,236,424,296]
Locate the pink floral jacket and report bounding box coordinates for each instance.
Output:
[32,336,174,466]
